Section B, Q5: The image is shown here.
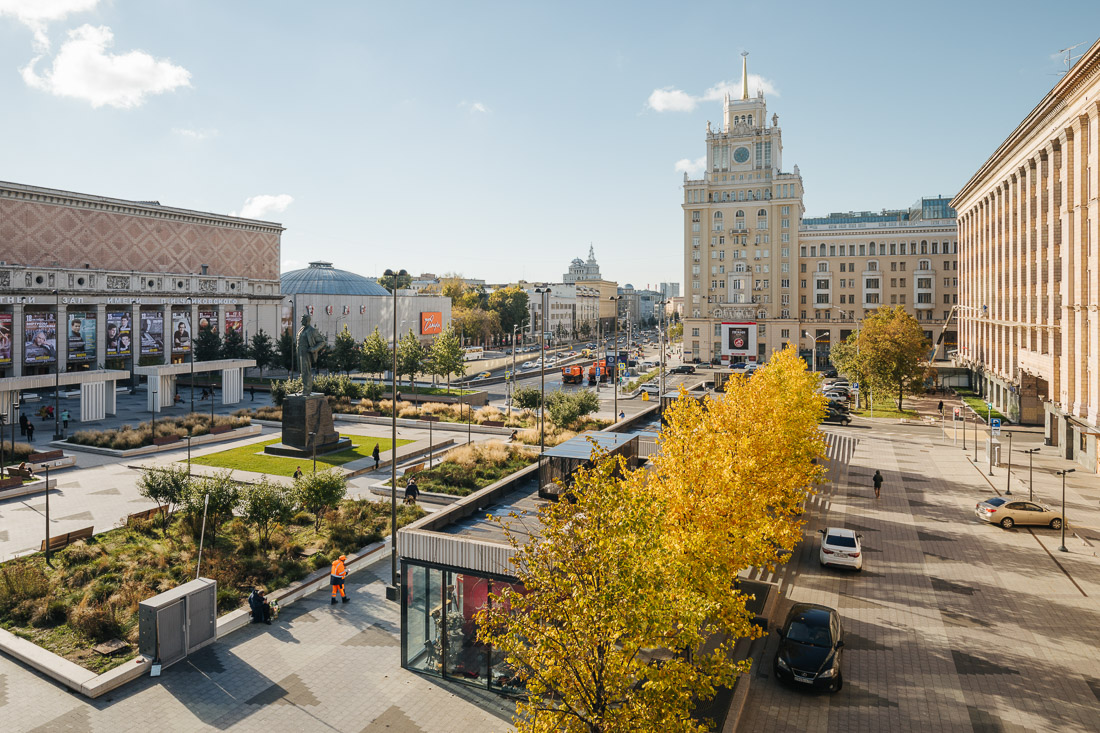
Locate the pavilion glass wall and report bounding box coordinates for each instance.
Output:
[401,560,525,692]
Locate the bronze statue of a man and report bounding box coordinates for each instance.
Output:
[296,314,327,394]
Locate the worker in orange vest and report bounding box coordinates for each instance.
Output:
[330,555,348,604]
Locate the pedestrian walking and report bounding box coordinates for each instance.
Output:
[292,466,303,480]
[873,469,883,499]
[404,476,420,505]
[372,443,380,468]
[330,555,348,604]
[26,421,34,442]
[61,409,70,430]
[937,400,944,417]
[19,413,28,436]
[249,386,255,402]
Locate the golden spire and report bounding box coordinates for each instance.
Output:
[741,51,749,100]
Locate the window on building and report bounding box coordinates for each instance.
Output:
[890,278,897,287]
[692,328,700,336]
[691,211,700,222]
[867,261,878,272]
[891,262,897,272]
[800,279,807,288]
[800,246,807,257]
[917,278,931,288]
[890,295,897,304]
[866,278,879,289]
[859,244,866,255]
[800,263,807,273]
[919,259,931,270]
[817,262,828,272]
[865,293,879,304]
[899,262,906,271]
[920,240,928,254]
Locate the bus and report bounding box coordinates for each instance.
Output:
[463,346,484,361]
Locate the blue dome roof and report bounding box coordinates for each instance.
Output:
[281,261,389,296]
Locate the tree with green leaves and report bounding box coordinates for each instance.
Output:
[377,271,413,292]
[488,285,530,336]
[835,306,931,411]
[277,328,295,372]
[360,326,390,380]
[238,477,296,547]
[136,465,191,530]
[249,329,274,377]
[669,322,683,343]
[183,470,241,542]
[222,328,247,359]
[513,386,542,410]
[332,324,360,376]
[194,325,222,362]
[396,329,426,399]
[293,469,347,530]
[427,324,465,392]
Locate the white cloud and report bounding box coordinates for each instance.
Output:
[460,100,490,114]
[0,0,98,50]
[646,75,779,112]
[172,127,218,141]
[21,24,191,108]
[234,194,294,221]
[674,156,706,177]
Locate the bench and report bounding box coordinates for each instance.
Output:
[421,416,440,423]
[126,506,168,525]
[481,420,505,428]
[6,466,35,480]
[28,449,64,463]
[40,526,93,552]
[152,435,182,446]
[404,463,426,476]
[209,425,232,435]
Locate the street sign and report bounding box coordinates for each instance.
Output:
[987,402,993,410]
[953,407,961,420]
[852,382,859,390]
[990,418,1001,436]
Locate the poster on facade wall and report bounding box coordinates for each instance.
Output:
[172,311,192,353]
[280,305,293,335]
[420,312,442,335]
[721,322,757,362]
[198,310,217,334]
[106,312,132,357]
[67,311,97,361]
[24,312,57,364]
[140,310,164,356]
[225,310,243,336]
[0,313,11,366]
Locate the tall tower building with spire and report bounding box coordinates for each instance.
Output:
[681,53,804,364]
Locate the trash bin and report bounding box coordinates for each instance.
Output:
[984,438,1001,467]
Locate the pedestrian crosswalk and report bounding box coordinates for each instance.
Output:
[824,432,858,467]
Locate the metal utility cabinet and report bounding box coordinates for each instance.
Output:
[138,578,217,670]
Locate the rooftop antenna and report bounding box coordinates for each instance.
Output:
[1053,42,1087,76]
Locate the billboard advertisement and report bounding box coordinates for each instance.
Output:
[172,311,192,354]
[0,312,11,366]
[106,311,133,357]
[721,322,757,362]
[225,310,243,336]
[67,311,97,361]
[24,312,57,364]
[280,305,293,334]
[140,310,164,356]
[420,311,443,335]
[198,310,217,334]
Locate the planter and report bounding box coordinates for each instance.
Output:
[210,425,233,435]
[58,424,262,458]
[152,435,182,446]
[28,449,64,463]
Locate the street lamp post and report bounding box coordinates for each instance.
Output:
[1057,468,1076,552]
[185,434,192,478]
[535,287,551,453]
[609,295,623,422]
[310,430,318,474]
[384,268,407,599]
[53,289,62,440]
[509,325,518,415]
[1024,448,1039,501]
[44,461,53,566]
[187,297,195,414]
[1004,431,1012,493]
[658,299,669,407]
[801,331,817,374]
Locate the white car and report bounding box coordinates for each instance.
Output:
[639,383,661,395]
[818,528,863,571]
[521,361,537,370]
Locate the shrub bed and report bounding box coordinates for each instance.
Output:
[68,413,251,450]
[0,439,35,468]
[391,440,537,496]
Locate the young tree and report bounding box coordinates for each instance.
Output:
[194,325,222,362]
[183,470,241,542]
[136,465,190,530]
[293,469,347,530]
[222,328,247,359]
[360,326,390,381]
[249,329,275,378]
[428,324,466,392]
[478,455,738,733]
[277,328,295,372]
[855,306,933,410]
[669,322,684,343]
[238,477,296,547]
[544,390,600,430]
[332,324,360,376]
[396,329,425,398]
[513,386,542,410]
[488,285,531,336]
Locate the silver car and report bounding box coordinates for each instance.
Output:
[974,497,1063,529]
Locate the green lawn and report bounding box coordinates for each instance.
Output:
[188,434,412,476]
[851,404,920,419]
[955,390,1008,424]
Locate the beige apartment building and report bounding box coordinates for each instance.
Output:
[953,37,1100,471]
[795,200,958,369]
[681,57,958,368]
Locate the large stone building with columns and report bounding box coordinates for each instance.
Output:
[0,180,283,385]
[954,37,1100,471]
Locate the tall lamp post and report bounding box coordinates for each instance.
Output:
[1057,468,1076,552]
[384,268,407,600]
[53,289,62,440]
[657,299,669,405]
[508,324,518,415]
[1024,448,1039,501]
[535,287,551,453]
[1003,431,1012,493]
[186,297,195,413]
[608,295,623,421]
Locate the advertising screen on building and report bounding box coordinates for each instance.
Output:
[0,312,11,365]
[225,310,243,335]
[198,310,217,334]
[172,311,192,354]
[140,310,164,356]
[280,305,293,335]
[106,311,132,357]
[420,311,443,335]
[24,312,57,364]
[721,322,757,362]
[67,311,97,361]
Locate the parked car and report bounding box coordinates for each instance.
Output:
[669,365,696,375]
[774,603,845,692]
[822,407,852,425]
[822,367,839,379]
[728,362,748,371]
[975,497,1063,529]
[818,528,863,570]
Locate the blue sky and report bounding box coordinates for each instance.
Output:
[1,1,1097,290]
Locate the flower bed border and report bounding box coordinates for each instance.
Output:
[54,424,262,458]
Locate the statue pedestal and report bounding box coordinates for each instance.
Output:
[263,393,351,458]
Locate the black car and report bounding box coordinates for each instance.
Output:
[669,365,695,375]
[774,603,844,692]
[822,407,852,425]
